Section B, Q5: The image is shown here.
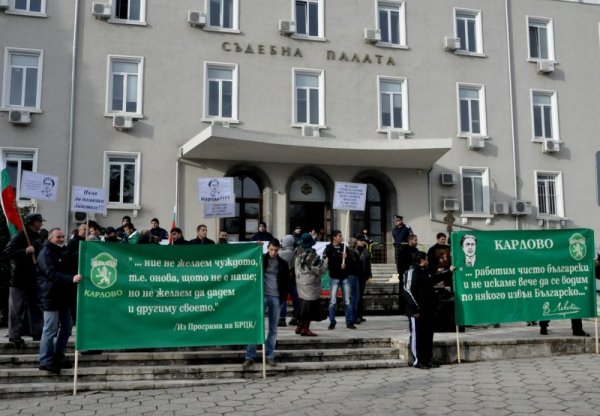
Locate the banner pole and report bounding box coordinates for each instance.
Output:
[342,210,350,267]
[455,326,461,364]
[262,343,266,379]
[595,317,598,355]
[73,350,79,395]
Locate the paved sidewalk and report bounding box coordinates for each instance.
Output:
[1,353,600,415]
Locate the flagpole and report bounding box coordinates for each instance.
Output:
[18,208,36,264]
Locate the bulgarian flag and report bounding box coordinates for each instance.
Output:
[168,205,177,244]
[0,153,22,237]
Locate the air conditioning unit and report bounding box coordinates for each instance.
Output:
[364,28,382,44]
[211,120,231,128]
[542,138,560,153]
[387,130,404,140]
[188,11,206,27]
[442,198,459,212]
[72,211,96,224]
[92,2,111,19]
[113,115,134,130]
[301,125,320,137]
[443,36,461,52]
[0,0,9,11]
[440,172,457,186]
[492,201,510,215]
[511,200,532,215]
[467,136,485,150]
[537,60,555,74]
[279,20,296,35]
[8,110,32,125]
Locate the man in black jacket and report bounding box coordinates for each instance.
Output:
[37,228,81,374]
[243,239,290,369]
[403,251,438,369]
[2,213,45,347]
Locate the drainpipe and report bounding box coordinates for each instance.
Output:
[505,0,520,230]
[65,0,80,231]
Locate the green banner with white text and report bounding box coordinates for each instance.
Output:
[76,242,264,351]
[452,229,596,326]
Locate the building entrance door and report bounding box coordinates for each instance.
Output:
[288,201,328,236]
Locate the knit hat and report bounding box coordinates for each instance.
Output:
[299,232,316,249]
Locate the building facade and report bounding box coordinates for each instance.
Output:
[1,0,600,247]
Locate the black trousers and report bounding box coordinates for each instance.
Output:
[409,314,435,366]
[539,319,583,332]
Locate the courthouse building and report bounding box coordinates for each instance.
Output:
[2,0,600,246]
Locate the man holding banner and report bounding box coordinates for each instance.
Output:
[37,228,81,374]
[243,239,290,369]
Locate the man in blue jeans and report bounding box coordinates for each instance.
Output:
[243,239,290,369]
[37,228,81,374]
[324,230,357,329]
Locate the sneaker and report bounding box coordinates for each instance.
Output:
[277,318,287,327]
[39,365,61,375]
[266,358,277,367]
[288,318,298,326]
[242,359,254,370]
[328,322,336,330]
[573,331,590,337]
[346,324,357,329]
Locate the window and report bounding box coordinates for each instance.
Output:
[294,0,324,38]
[104,152,141,208]
[2,48,43,110]
[378,76,408,130]
[293,69,324,126]
[107,56,143,115]
[113,0,146,23]
[204,63,238,121]
[536,171,563,217]
[457,84,487,136]
[455,8,483,54]
[1,148,37,203]
[377,2,406,47]
[531,90,559,140]
[223,175,262,241]
[207,0,238,30]
[8,0,46,15]
[461,167,490,215]
[527,17,554,60]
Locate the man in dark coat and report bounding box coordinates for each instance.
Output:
[2,213,45,347]
[37,228,81,374]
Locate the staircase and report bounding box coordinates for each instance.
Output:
[0,337,406,398]
[370,263,398,283]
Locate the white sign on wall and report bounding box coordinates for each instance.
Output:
[333,182,367,211]
[198,177,234,203]
[71,186,107,214]
[204,203,235,218]
[20,171,58,201]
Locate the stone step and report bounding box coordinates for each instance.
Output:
[0,359,408,398]
[0,347,400,368]
[0,337,394,356]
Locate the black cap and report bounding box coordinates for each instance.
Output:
[300,232,316,249]
[25,213,45,224]
[394,215,403,220]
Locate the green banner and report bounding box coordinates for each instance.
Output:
[451,229,597,325]
[76,242,264,351]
